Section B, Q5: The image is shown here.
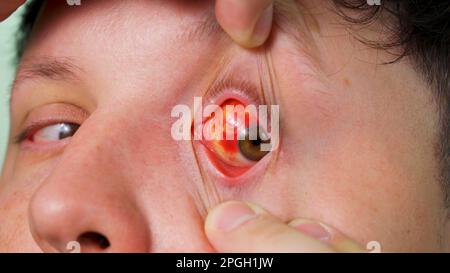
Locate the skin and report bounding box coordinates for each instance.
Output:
[0,0,449,252]
[0,0,273,48]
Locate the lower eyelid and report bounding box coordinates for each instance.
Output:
[193,140,273,187]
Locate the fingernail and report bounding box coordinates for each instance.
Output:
[250,4,273,47]
[212,201,257,232]
[290,219,332,242]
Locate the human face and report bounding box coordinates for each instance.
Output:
[0,0,448,252]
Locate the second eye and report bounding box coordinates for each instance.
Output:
[28,123,80,144]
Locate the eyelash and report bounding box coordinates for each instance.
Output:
[15,123,46,144]
[202,78,263,107]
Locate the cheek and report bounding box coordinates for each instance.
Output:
[0,182,41,252]
[267,32,443,251]
[0,148,66,252]
[253,125,443,251]
[318,138,442,251]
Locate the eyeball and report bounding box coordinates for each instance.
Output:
[238,126,270,162]
[200,99,271,177]
[31,123,80,143]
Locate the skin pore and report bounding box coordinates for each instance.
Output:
[0,0,449,252]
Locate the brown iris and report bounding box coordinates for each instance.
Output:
[238,126,270,161]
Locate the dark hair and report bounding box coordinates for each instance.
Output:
[15,0,450,206]
[15,0,43,60]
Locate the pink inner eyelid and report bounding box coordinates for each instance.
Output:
[202,76,262,106]
[192,88,257,136]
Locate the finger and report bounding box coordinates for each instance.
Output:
[0,0,26,22]
[288,218,366,253]
[205,201,336,252]
[215,0,273,48]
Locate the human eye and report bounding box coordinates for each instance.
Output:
[200,98,271,177]
[14,103,87,150]
[192,77,279,184]
[17,122,80,144]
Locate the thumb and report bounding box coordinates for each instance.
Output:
[205,201,366,253]
[215,0,274,48]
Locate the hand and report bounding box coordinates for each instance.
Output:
[205,201,367,252]
[215,0,274,48]
[0,0,26,22]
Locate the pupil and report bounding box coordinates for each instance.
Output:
[238,126,271,162]
[251,138,262,147]
[58,123,79,139]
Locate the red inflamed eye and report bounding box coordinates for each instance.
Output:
[200,99,270,177]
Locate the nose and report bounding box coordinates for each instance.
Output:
[29,187,150,253]
[28,127,151,253]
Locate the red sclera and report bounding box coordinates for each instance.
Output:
[200,99,259,177]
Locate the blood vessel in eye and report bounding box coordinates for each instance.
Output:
[220,99,244,154]
[202,99,257,172]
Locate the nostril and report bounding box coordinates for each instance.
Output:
[77,231,111,252]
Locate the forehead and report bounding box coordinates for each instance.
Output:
[12,0,346,107]
[22,0,224,64]
[12,0,230,103]
[23,0,329,60]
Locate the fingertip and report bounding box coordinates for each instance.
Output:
[288,218,333,242]
[215,0,274,48]
[205,201,257,235]
[289,218,366,253]
[247,3,273,48]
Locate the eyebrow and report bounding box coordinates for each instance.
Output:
[183,2,321,47]
[11,2,320,91]
[13,12,222,87]
[180,9,225,42]
[12,15,221,92]
[13,57,83,88]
